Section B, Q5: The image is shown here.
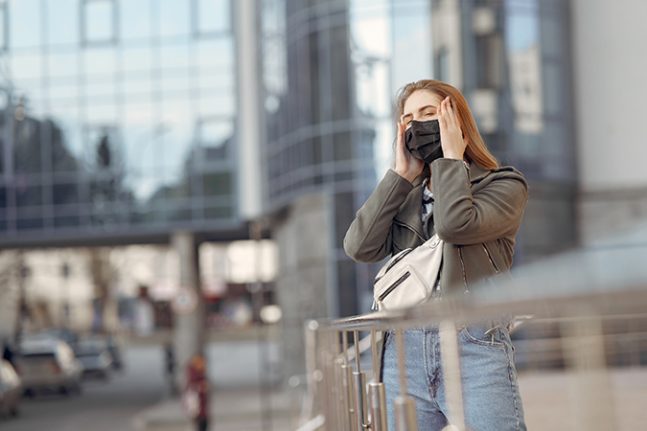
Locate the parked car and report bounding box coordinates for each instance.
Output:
[0,360,21,417]
[16,339,82,396]
[74,338,113,380]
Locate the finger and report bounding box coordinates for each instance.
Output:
[447,98,458,128]
[438,99,447,129]
[397,121,405,147]
[444,97,452,121]
[396,122,407,157]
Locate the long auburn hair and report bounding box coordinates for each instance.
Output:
[395,79,499,170]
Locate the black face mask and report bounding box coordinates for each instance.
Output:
[405,119,443,164]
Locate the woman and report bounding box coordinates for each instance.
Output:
[344,79,528,430]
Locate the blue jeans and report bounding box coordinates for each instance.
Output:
[382,323,526,431]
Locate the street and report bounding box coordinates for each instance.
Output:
[2,346,167,431]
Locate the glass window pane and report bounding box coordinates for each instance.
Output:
[195,38,233,69]
[83,47,117,77]
[46,0,78,46]
[121,0,152,41]
[161,44,190,70]
[122,46,153,73]
[202,172,231,197]
[195,0,230,35]
[14,118,44,174]
[196,94,235,117]
[198,118,232,151]
[85,103,118,124]
[49,115,83,173]
[160,98,192,175]
[83,0,115,44]
[9,0,41,50]
[159,0,190,38]
[123,124,160,175]
[11,53,43,81]
[48,52,80,79]
[0,2,7,50]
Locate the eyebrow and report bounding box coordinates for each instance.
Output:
[401,105,438,120]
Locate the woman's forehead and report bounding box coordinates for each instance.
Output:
[403,90,443,114]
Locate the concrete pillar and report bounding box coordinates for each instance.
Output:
[571,0,647,244]
[273,192,332,379]
[171,231,205,387]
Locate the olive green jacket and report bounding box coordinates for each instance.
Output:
[343,158,528,294]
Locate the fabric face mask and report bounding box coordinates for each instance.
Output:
[405,119,443,164]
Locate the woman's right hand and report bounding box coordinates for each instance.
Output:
[394,121,424,183]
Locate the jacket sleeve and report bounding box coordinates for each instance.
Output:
[431,158,528,245]
[343,169,414,262]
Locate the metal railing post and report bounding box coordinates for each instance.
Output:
[368,329,388,431]
[352,330,369,430]
[439,320,465,431]
[393,328,418,431]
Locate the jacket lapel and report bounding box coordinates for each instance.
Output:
[394,174,426,240]
[392,161,492,241]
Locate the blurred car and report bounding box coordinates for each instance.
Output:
[74,338,113,380]
[16,339,82,396]
[37,328,79,348]
[0,360,21,417]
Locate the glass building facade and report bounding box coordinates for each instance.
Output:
[0,0,240,247]
[261,0,577,316]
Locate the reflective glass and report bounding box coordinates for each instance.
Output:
[0,2,7,50]
[83,0,115,44]
[121,1,152,41]
[9,0,40,50]
[195,0,230,35]
[159,0,190,39]
[46,0,78,46]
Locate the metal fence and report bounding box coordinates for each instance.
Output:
[295,225,647,431]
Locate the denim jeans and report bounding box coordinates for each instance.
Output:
[382,323,526,431]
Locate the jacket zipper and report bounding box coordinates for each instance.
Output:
[457,247,469,293]
[378,271,411,301]
[482,244,500,273]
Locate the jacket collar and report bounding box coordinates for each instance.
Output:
[412,160,491,185]
[393,160,492,238]
[466,160,491,183]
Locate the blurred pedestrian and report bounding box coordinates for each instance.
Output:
[183,353,210,431]
[2,338,15,367]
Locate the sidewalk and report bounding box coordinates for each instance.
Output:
[132,386,299,431]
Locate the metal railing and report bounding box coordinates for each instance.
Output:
[296,228,647,431]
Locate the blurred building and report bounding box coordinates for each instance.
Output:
[0,0,252,384]
[256,0,647,376]
[1,0,646,380]
[0,0,244,247]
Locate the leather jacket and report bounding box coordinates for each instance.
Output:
[344,158,528,294]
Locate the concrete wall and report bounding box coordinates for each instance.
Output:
[572,0,647,243]
[273,192,332,378]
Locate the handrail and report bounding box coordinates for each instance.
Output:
[298,230,647,431]
[322,287,647,332]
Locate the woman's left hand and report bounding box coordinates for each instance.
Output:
[438,96,467,160]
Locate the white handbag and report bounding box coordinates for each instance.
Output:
[373,234,444,311]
